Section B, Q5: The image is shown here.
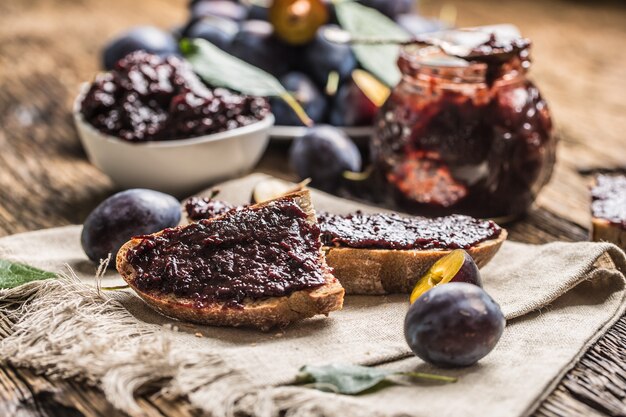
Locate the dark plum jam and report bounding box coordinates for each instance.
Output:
[183,197,501,250]
[371,33,556,219]
[184,196,237,221]
[127,199,326,307]
[591,175,626,229]
[80,51,270,142]
[318,212,501,250]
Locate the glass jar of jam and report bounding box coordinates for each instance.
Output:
[371,34,556,219]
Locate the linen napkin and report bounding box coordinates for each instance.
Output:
[0,173,624,417]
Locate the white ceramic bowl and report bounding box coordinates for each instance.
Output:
[73,87,274,195]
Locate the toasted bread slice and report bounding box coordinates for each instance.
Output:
[590,175,626,251]
[117,190,344,331]
[324,229,507,295]
[592,218,626,251]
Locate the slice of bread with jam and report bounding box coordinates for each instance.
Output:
[117,190,344,331]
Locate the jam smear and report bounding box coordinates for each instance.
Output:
[184,196,237,221]
[453,34,532,86]
[80,51,270,142]
[318,212,501,250]
[183,197,502,250]
[591,175,626,229]
[127,199,326,307]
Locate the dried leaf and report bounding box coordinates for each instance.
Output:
[297,363,457,395]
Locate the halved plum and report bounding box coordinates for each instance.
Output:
[409,249,481,304]
[329,69,390,127]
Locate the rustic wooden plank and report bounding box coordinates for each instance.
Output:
[506,207,589,244]
[0,365,53,417]
[147,392,201,417]
[536,388,609,417]
[16,369,97,417]
[560,317,626,416]
[8,366,175,417]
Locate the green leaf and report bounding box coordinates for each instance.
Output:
[180,38,312,125]
[297,364,393,395]
[0,259,57,289]
[296,364,458,395]
[181,38,286,97]
[335,1,411,87]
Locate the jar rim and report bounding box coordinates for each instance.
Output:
[400,45,485,69]
[399,46,489,83]
[398,44,530,85]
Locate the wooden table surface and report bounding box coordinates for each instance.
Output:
[1,0,625,416]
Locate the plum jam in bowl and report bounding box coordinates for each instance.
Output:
[371,32,556,220]
[73,51,273,195]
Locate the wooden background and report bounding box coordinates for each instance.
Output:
[0,0,625,416]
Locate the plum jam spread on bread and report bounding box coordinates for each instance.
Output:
[591,175,626,251]
[185,196,502,250]
[178,191,506,298]
[126,198,327,308]
[185,196,237,220]
[317,212,501,250]
[118,191,343,329]
[591,175,626,229]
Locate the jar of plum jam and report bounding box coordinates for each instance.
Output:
[371,35,556,219]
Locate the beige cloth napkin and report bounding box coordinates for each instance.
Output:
[0,173,625,417]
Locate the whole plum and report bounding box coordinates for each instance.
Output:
[190,0,248,22]
[102,26,178,70]
[229,20,292,76]
[81,189,181,262]
[247,3,270,21]
[357,0,412,19]
[303,25,357,89]
[329,69,389,126]
[404,282,505,367]
[183,16,239,51]
[271,72,327,126]
[289,125,361,192]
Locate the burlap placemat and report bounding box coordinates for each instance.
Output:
[1,174,625,417]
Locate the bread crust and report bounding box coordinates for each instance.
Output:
[592,218,626,251]
[324,229,507,294]
[116,190,345,331]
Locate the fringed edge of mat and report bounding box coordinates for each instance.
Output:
[0,273,381,417]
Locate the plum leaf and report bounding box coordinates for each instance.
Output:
[0,259,57,289]
[335,1,411,87]
[297,364,392,394]
[181,38,312,125]
[296,364,456,395]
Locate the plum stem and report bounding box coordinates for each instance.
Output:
[209,188,221,199]
[397,371,458,383]
[325,71,340,96]
[100,285,130,291]
[280,92,313,127]
[343,165,373,181]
